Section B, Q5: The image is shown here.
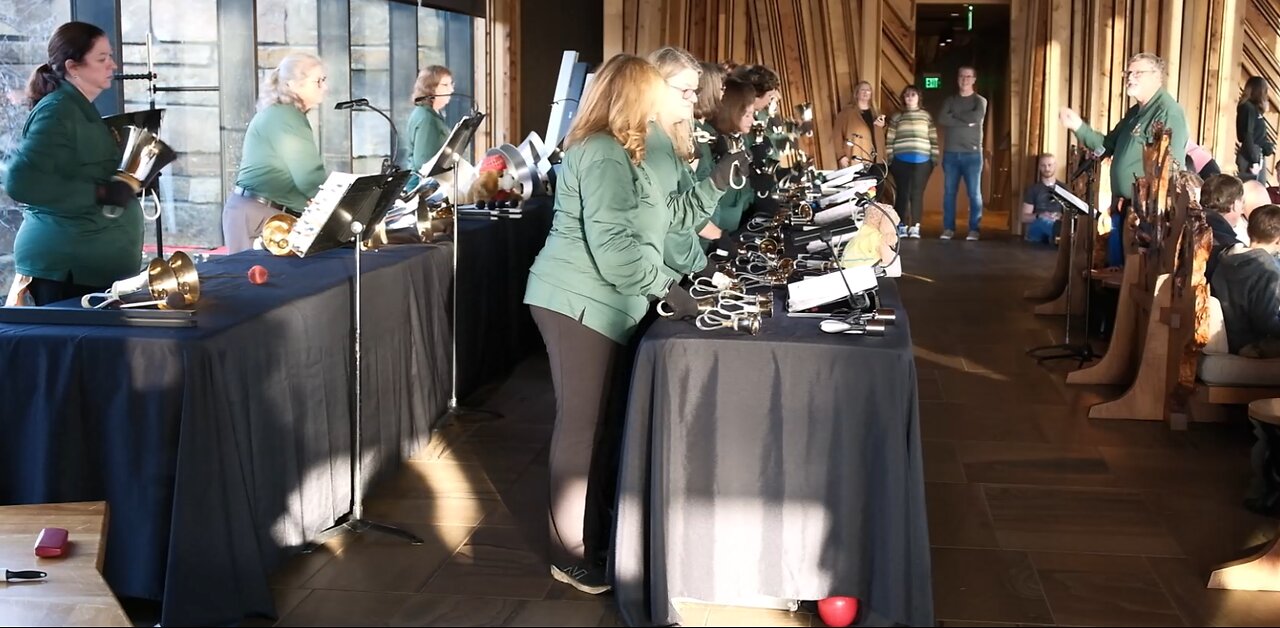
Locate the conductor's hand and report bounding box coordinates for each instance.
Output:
[1059,107,1083,132]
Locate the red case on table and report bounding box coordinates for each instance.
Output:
[34,527,69,557]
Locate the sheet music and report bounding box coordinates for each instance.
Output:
[1051,184,1094,216]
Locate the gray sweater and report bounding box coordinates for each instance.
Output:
[1209,248,1280,354]
[938,93,987,153]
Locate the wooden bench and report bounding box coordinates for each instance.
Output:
[1207,398,1280,591]
[0,501,128,627]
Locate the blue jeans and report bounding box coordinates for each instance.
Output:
[942,151,984,232]
[1025,215,1059,243]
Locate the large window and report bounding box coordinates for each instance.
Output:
[0,0,71,294]
[0,0,474,294]
[120,0,224,252]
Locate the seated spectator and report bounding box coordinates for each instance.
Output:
[1020,153,1062,244]
[1200,174,1246,281]
[1210,204,1280,358]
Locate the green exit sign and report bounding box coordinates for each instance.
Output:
[924,76,941,89]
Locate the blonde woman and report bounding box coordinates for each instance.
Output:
[646,47,748,275]
[406,65,453,172]
[524,53,700,595]
[222,52,328,253]
[834,80,886,168]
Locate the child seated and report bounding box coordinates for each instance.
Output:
[1210,204,1280,357]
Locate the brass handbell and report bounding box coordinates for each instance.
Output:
[260,214,298,256]
[115,126,178,193]
[166,251,201,306]
[81,258,180,309]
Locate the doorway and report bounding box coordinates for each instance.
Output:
[913,3,1010,236]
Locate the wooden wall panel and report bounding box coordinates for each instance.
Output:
[474,0,519,152]
[1240,0,1280,176]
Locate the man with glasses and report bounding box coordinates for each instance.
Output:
[1060,52,1188,266]
[938,66,988,240]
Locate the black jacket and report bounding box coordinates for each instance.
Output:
[1205,211,1242,282]
[1237,101,1275,166]
[1209,248,1280,354]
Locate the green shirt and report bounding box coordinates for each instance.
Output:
[1074,88,1188,202]
[405,105,449,172]
[693,119,717,182]
[3,80,143,286]
[645,123,724,275]
[525,133,705,344]
[234,103,326,213]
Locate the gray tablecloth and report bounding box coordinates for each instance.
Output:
[613,279,933,627]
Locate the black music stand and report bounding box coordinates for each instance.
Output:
[423,112,504,422]
[1027,168,1102,366]
[305,169,425,547]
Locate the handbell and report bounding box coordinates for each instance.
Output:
[81,258,181,309]
[115,125,178,193]
[260,213,297,256]
[730,313,762,335]
[166,251,200,306]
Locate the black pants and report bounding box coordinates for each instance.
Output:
[28,276,106,307]
[889,159,933,225]
[530,305,624,567]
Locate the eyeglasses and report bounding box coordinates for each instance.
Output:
[313,76,328,86]
[1125,69,1156,78]
[668,81,700,100]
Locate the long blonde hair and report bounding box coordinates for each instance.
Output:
[258,52,323,111]
[646,46,700,161]
[412,65,452,107]
[565,54,664,165]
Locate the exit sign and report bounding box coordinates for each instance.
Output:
[924,75,941,89]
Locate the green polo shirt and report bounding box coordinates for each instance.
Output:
[405,105,449,172]
[234,103,327,213]
[1074,88,1188,201]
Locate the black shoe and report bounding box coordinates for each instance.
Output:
[551,563,611,595]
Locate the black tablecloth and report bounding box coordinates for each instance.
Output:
[613,279,933,627]
[455,197,553,399]
[0,244,452,626]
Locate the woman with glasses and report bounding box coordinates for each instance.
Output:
[406,65,453,172]
[646,47,747,276]
[222,52,329,253]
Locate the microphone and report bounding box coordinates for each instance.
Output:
[414,92,472,104]
[1070,147,1106,182]
[334,98,370,110]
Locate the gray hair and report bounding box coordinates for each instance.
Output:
[1128,53,1167,81]
[257,52,323,111]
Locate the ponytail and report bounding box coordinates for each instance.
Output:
[25,63,62,108]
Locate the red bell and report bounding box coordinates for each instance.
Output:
[247,265,270,285]
[816,596,859,627]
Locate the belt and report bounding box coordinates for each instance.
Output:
[232,186,295,215]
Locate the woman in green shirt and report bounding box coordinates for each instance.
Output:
[4,21,142,305]
[523,54,706,595]
[222,52,328,253]
[706,77,759,234]
[646,47,740,276]
[406,65,453,173]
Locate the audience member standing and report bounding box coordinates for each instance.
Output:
[937,66,988,241]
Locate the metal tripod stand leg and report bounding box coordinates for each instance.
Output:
[1027,188,1100,367]
[446,168,502,423]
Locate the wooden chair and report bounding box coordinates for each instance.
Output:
[1207,398,1280,591]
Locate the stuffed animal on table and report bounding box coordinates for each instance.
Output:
[840,202,901,268]
[470,152,522,203]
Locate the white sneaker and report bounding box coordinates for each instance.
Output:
[908,224,921,239]
[940,230,954,240]
[966,231,981,241]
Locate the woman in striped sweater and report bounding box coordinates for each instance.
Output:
[885,85,939,238]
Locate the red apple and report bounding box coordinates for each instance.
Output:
[816,596,859,627]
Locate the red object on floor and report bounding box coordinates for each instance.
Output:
[816,596,859,627]
[247,265,269,285]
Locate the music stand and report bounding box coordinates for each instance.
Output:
[305,169,425,547]
[1027,171,1102,366]
[423,112,504,422]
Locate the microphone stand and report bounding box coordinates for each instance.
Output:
[1026,165,1100,366]
[347,102,401,174]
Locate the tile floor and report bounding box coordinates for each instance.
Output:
[240,229,1280,627]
